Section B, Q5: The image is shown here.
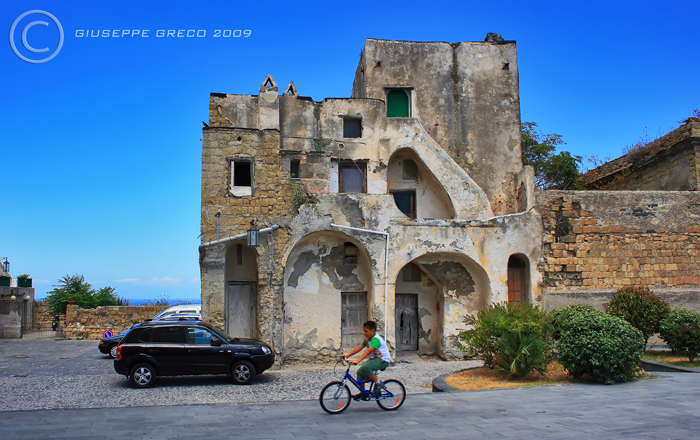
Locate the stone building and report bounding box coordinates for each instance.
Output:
[584,118,700,191]
[199,35,543,363]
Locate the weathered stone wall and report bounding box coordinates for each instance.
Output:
[0,301,22,338]
[352,38,522,215]
[32,301,61,330]
[64,304,168,340]
[537,190,700,311]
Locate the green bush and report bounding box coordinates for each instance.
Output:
[659,309,700,360]
[549,304,603,340]
[558,313,645,384]
[44,274,127,315]
[496,332,550,378]
[605,286,670,345]
[458,302,550,370]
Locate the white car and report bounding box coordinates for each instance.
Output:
[151,305,201,321]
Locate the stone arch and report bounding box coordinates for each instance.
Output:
[284,81,298,96]
[507,254,531,304]
[223,240,259,338]
[387,148,456,219]
[404,252,491,358]
[282,230,375,362]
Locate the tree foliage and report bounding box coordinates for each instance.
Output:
[605,286,671,345]
[521,122,582,190]
[44,274,127,315]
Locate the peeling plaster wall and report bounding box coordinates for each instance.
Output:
[387,149,455,219]
[283,234,374,362]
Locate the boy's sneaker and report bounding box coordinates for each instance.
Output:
[351,393,364,401]
[371,383,385,397]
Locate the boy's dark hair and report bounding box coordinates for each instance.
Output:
[363,320,377,331]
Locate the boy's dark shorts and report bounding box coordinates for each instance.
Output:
[357,358,390,379]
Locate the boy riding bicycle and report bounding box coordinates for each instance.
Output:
[342,320,391,399]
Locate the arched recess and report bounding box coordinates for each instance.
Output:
[282,231,375,361]
[507,254,530,304]
[405,252,491,358]
[224,240,259,338]
[394,262,441,355]
[387,148,456,219]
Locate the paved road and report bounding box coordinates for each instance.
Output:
[3,372,699,439]
[0,339,479,411]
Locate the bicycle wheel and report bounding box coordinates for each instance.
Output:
[319,381,352,414]
[376,379,406,411]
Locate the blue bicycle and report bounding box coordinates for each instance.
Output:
[319,357,406,414]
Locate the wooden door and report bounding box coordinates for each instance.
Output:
[226,283,256,338]
[395,294,418,351]
[507,268,524,303]
[341,292,368,350]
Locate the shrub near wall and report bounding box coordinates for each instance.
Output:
[65,304,168,339]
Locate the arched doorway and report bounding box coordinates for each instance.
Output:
[224,241,258,338]
[507,255,529,304]
[282,232,374,361]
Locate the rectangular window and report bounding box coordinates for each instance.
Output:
[150,326,184,343]
[392,191,416,218]
[343,118,362,138]
[236,244,243,265]
[339,161,367,193]
[344,242,358,264]
[230,159,254,196]
[290,159,300,178]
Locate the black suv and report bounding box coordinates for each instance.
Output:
[114,320,274,388]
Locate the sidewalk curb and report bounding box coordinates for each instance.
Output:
[641,359,700,373]
[432,366,482,392]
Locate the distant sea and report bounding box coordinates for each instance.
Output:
[128,298,201,306]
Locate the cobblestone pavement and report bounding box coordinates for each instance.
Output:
[2,372,699,439]
[0,339,480,411]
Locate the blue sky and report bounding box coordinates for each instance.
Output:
[2,0,698,301]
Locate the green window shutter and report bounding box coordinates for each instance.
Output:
[387,90,409,117]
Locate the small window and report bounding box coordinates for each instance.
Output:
[402,263,422,282]
[230,159,254,196]
[290,159,300,178]
[344,242,358,264]
[343,118,362,138]
[392,191,416,218]
[387,89,410,117]
[236,244,243,265]
[186,327,215,344]
[339,161,366,193]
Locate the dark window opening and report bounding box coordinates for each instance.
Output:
[392,191,416,218]
[290,159,300,178]
[236,244,243,265]
[344,242,358,264]
[387,89,410,117]
[402,263,422,282]
[233,161,252,187]
[343,118,362,138]
[339,162,367,193]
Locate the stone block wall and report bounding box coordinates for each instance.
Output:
[64,304,168,339]
[537,190,700,311]
[32,301,62,330]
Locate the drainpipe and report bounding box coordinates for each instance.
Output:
[331,224,390,341]
[198,225,280,250]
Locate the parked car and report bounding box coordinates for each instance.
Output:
[151,305,202,321]
[114,320,274,388]
[97,307,202,357]
[98,325,140,358]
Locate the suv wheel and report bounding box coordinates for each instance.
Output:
[231,360,256,385]
[130,363,157,388]
[109,345,119,359]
